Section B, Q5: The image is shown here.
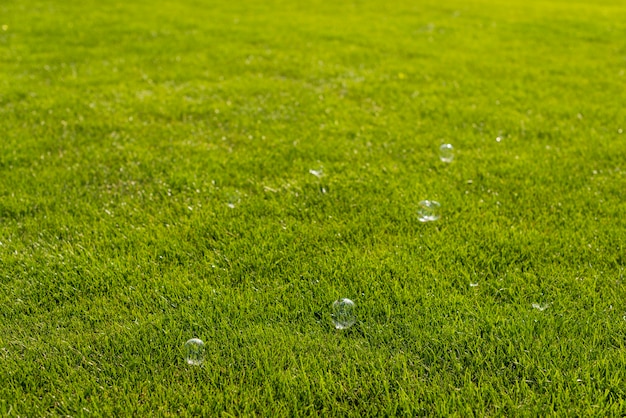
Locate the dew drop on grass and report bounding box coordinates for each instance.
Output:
[332,298,356,330]
[418,200,441,222]
[439,143,454,162]
[184,338,205,366]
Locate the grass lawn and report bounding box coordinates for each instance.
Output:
[1,0,626,415]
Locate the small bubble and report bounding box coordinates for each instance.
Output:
[439,143,454,163]
[417,200,441,222]
[184,338,205,366]
[496,136,502,142]
[331,298,356,330]
[619,129,623,134]
[470,283,479,287]
[532,303,549,312]
[226,191,241,208]
[309,168,324,178]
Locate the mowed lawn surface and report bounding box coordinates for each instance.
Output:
[1,0,626,415]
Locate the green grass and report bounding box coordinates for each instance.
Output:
[1,0,626,415]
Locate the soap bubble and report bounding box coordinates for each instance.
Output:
[309,168,324,179]
[439,143,454,162]
[226,190,241,209]
[309,167,328,194]
[332,298,356,329]
[184,338,205,366]
[417,200,441,222]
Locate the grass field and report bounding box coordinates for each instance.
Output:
[1,0,626,415]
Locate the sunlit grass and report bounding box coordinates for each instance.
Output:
[1,0,625,415]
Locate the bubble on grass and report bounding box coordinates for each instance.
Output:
[532,303,549,312]
[470,282,479,287]
[439,143,454,163]
[417,200,441,222]
[496,136,502,142]
[309,168,324,179]
[184,338,205,366]
[332,298,356,330]
[226,191,241,209]
[309,167,328,194]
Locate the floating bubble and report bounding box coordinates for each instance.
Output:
[496,136,502,142]
[417,200,441,222]
[309,168,328,194]
[309,168,324,179]
[184,338,205,366]
[439,143,454,162]
[332,298,356,330]
[226,191,241,209]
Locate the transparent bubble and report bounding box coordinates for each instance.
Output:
[184,338,205,366]
[332,298,356,330]
[309,168,324,179]
[309,168,328,194]
[417,200,441,222]
[226,191,241,209]
[532,303,549,312]
[439,143,454,163]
